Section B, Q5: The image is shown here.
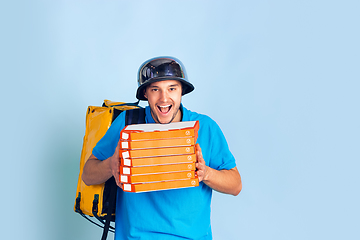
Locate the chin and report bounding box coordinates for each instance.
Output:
[151,107,180,124]
[158,118,172,124]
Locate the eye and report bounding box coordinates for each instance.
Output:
[169,87,176,91]
[151,88,159,92]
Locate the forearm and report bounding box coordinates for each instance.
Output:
[202,167,242,196]
[82,154,113,186]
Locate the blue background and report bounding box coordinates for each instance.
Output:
[1,1,359,239]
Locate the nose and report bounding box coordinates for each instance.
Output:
[159,89,169,102]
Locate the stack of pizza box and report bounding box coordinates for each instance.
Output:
[119,120,200,193]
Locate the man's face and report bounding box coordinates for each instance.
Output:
[144,80,182,124]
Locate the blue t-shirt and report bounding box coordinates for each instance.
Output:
[93,105,236,240]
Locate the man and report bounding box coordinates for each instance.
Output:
[82,56,242,240]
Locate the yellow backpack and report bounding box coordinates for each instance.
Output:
[74,100,141,239]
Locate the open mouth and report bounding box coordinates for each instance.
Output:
[157,104,172,114]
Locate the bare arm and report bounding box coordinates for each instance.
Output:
[195,144,242,196]
[82,140,122,187]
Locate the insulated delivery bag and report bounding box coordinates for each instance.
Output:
[74,100,141,238]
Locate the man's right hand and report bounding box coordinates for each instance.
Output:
[110,140,122,188]
[82,140,123,188]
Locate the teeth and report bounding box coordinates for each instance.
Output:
[158,104,171,113]
[159,105,171,108]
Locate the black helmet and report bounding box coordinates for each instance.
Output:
[136,56,195,100]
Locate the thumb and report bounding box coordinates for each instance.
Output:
[195,143,201,152]
[195,143,204,163]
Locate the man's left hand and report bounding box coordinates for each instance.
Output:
[195,143,209,182]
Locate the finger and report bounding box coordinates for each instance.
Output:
[195,162,201,171]
[196,169,204,182]
[196,150,205,165]
[113,165,123,188]
[195,143,203,156]
[195,161,205,177]
[196,158,204,170]
[195,144,200,159]
[115,175,120,186]
[115,176,123,189]
[195,143,201,153]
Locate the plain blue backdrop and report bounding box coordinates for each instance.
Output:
[1,1,359,239]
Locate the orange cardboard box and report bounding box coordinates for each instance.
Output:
[120,137,195,150]
[120,146,195,159]
[120,163,196,175]
[121,154,196,167]
[120,121,199,141]
[122,178,199,193]
[120,170,196,184]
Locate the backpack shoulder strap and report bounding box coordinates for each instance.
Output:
[125,108,146,125]
[100,107,145,240]
[100,107,144,240]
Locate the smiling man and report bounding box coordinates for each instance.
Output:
[144,80,182,124]
[82,57,242,240]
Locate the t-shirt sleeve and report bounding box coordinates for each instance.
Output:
[199,116,236,170]
[92,111,126,160]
